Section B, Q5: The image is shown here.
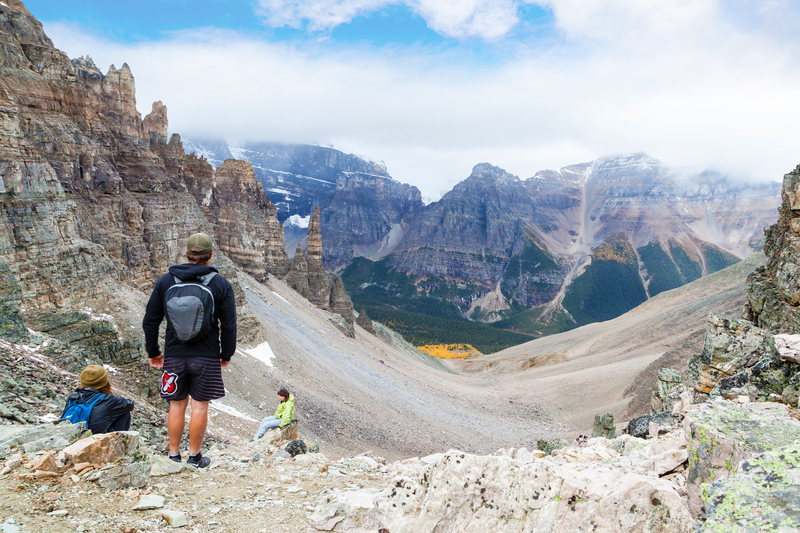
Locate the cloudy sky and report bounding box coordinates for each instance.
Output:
[27,0,800,200]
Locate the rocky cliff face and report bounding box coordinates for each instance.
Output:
[745,165,800,332]
[182,138,425,268]
[0,0,301,371]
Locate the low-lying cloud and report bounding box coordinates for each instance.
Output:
[41,0,800,200]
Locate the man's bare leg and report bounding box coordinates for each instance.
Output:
[167,398,189,456]
[189,399,209,456]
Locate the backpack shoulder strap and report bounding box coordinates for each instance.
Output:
[198,272,218,286]
[86,392,106,407]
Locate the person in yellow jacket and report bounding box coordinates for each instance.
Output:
[254,387,295,440]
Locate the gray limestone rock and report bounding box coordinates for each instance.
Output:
[85,462,151,490]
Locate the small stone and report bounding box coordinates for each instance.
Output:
[46,510,68,516]
[286,486,302,493]
[46,492,59,501]
[209,507,221,514]
[159,510,189,527]
[133,494,165,510]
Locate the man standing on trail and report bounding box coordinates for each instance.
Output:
[143,233,237,468]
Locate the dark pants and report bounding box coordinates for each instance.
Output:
[109,412,132,432]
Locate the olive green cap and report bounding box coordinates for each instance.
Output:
[186,233,213,253]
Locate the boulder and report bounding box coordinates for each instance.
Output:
[285,439,307,457]
[25,451,57,473]
[149,455,190,477]
[626,411,676,438]
[84,462,150,490]
[699,442,800,531]
[63,431,139,465]
[591,413,615,439]
[684,399,800,517]
[0,422,86,459]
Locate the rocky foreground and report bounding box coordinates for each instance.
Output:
[2,391,799,533]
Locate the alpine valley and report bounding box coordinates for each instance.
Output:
[186,140,781,349]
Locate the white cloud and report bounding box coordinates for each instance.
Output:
[255,0,522,39]
[39,0,800,202]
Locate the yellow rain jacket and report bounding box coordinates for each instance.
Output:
[274,394,295,427]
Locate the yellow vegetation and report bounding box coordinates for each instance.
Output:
[592,239,637,264]
[418,344,483,359]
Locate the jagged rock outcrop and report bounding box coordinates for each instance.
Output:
[306,206,330,309]
[356,308,375,334]
[285,244,310,299]
[142,101,168,146]
[746,164,800,333]
[686,314,769,395]
[330,275,355,337]
[209,159,275,282]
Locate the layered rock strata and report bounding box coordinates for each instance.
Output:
[0,0,273,364]
[746,164,800,332]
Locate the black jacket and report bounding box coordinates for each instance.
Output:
[63,388,134,434]
[143,263,237,361]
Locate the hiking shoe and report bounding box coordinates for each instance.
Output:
[187,453,210,468]
[168,454,182,463]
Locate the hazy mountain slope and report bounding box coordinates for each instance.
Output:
[448,253,764,431]
[213,273,570,459]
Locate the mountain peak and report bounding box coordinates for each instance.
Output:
[469,163,519,181]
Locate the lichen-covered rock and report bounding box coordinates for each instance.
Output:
[686,314,768,394]
[591,413,615,439]
[309,448,694,532]
[700,442,800,532]
[684,399,800,517]
[626,411,676,439]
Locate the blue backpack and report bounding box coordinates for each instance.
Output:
[62,392,105,425]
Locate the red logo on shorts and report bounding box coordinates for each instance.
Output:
[161,371,178,395]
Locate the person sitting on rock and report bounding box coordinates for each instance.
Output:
[254,388,295,440]
[62,365,134,434]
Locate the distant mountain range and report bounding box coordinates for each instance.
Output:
[185,138,780,342]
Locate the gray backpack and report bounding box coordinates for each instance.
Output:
[164,273,217,343]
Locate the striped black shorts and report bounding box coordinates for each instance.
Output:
[160,357,225,402]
